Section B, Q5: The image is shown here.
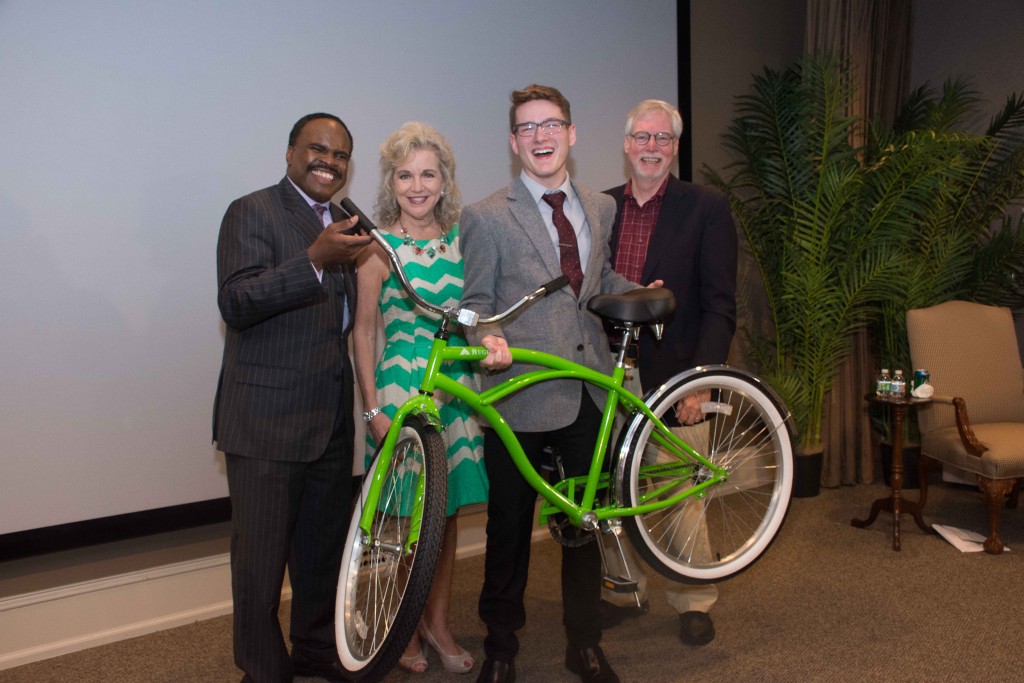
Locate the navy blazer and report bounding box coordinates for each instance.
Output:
[605,175,737,389]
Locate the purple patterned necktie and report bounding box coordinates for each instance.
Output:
[542,191,582,296]
[312,203,328,227]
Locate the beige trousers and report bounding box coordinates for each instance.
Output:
[600,359,719,614]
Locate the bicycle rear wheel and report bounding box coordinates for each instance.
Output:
[335,414,447,681]
[618,367,793,583]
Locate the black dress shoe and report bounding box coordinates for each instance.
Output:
[565,645,620,683]
[291,649,347,682]
[599,598,650,629]
[476,658,515,683]
[678,610,716,646]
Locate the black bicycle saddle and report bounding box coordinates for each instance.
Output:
[587,287,675,324]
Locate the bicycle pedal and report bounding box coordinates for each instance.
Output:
[601,575,640,593]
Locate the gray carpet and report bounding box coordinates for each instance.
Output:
[3,481,1023,683]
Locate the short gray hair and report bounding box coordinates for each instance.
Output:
[624,99,683,138]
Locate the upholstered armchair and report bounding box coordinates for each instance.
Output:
[906,301,1024,554]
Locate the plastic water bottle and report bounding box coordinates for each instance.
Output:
[876,368,891,398]
[891,369,906,399]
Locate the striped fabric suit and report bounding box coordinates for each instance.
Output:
[214,177,355,681]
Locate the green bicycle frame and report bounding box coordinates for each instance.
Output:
[358,333,731,547]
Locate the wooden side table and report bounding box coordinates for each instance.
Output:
[851,393,935,550]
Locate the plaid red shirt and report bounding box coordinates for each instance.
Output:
[613,177,669,282]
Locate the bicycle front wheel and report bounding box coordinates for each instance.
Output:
[618,367,793,584]
[335,414,447,681]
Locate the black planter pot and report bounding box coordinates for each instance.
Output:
[792,451,823,498]
[880,443,920,489]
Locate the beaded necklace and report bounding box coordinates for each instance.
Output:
[399,224,450,258]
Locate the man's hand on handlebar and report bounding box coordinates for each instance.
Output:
[480,335,512,371]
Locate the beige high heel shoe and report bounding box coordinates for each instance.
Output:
[419,622,474,674]
[398,638,428,674]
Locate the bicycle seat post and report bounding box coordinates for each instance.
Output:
[614,323,640,370]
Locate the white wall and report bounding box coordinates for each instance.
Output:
[0,0,677,535]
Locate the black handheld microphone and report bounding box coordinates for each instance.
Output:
[542,275,570,295]
[339,197,377,235]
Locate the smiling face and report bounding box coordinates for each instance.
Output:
[393,148,443,226]
[510,99,576,189]
[285,117,352,203]
[625,110,679,185]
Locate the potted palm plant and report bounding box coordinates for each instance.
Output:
[703,56,992,496]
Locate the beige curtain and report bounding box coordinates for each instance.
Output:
[805,0,913,486]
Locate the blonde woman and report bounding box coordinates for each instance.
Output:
[352,121,487,675]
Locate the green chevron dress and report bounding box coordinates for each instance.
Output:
[366,224,488,515]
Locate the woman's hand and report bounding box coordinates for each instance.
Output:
[368,412,392,445]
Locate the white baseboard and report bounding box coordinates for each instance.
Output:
[0,505,521,670]
[0,552,262,670]
[0,505,551,671]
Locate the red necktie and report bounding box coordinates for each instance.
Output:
[542,191,583,296]
[312,203,328,227]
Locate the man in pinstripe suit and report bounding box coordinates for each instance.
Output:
[213,113,371,683]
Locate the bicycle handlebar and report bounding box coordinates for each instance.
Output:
[340,197,566,328]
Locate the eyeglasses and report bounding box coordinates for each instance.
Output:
[512,118,569,137]
[629,131,675,147]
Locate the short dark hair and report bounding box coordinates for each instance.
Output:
[509,84,571,132]
[288,113,353,150]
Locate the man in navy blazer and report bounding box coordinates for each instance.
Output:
[602,99,737,647]
[213,113,370,682]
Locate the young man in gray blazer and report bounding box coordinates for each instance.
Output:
[460,85,646,683]
[214,113,370,682]
[602,99,737,646]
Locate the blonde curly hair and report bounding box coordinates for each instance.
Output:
[374,121,462,229]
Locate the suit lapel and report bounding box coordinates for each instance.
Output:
[278,177,323,245]
[641,177,687,282]
[508,180,564,281]
[575,184,605,296]
[277,179,355,329]
[607,185,626,262]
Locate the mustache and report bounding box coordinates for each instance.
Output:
[307,161,340,176]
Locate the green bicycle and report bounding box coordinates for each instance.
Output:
[333,201,794,681]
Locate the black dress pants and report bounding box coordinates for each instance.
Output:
[478,387,603,661]
[226,404,353,683]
